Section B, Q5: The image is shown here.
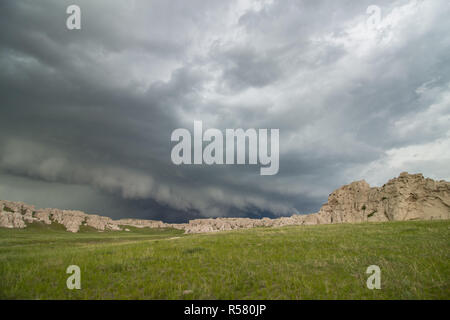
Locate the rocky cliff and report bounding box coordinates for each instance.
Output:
[1,173,449,233]
[316,172,450,224]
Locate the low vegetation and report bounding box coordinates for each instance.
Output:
[0,220,448,299]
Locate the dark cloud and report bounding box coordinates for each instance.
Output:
[1,0,449,221]
[212,45,284,91]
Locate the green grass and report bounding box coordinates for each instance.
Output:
[0,220,448,299]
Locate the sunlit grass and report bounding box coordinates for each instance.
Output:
[0,220,448,299]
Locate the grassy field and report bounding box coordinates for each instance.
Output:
[0,220,448,299]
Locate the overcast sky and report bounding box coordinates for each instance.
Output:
[0,0,449,222]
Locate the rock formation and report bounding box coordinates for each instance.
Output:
[115,218,170,229]
[0,201,125,233]
[1,173,449,233]
[316,172,450,224]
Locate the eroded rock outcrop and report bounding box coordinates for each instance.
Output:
[115,218,170,229]
[0,201,128,232]
[1,173,449,233]
[317,172,450,224]
[0,201,33,229]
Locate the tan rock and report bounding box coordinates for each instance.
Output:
[86,215,121,231]
[317,172,450,224]
[0,211,26,228]
[115,218,169,229]
[34,209,52,224]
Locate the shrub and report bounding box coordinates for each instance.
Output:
[367,210,377,218]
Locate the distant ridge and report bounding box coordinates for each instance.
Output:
[1,172,449,234]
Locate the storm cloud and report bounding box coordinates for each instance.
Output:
[1,0,449,222]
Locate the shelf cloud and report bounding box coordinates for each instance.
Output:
[1,0,449,222]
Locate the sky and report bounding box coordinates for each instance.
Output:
[0,0,449,222]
